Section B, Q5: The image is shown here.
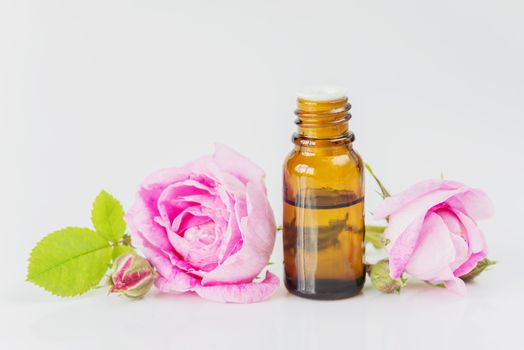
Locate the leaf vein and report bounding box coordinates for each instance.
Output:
[29,245,111,280]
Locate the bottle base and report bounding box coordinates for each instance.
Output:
[284,276,365,300]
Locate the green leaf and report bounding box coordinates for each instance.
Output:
[91,190,126,242]
[365,163,391,199]
[112,244,135,261]
[27,227,112,297]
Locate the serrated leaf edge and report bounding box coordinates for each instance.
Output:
[91,190,126,243]
[28,246,113,298]
[27,227,113,297]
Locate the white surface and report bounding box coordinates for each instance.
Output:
[1,1,523,349]
[296,86,348,101]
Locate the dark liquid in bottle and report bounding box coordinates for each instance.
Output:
[283,188,365,300]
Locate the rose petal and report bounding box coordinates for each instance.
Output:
[435,209,470,270]
[378,184,471,247]
[448,233,469,271]
[131,207,198,276]
[181,223,221,272]
[454,210,488,254]
[112,255,134,288]
[171,210,212,234]
[402,212,456,281]
[443,277,467,296]
[141,167,190,191]
[216,211,243,263]
[386,214,426,278]
[201,180,276,285]
[213,143,266,185]
[194,271,279,303]
[446,188,494,221]
[454,251,487,277]
[141,242,200,292]
[374,180,464,220]
[436,208,463,236]
[126,194,174,253]
[157,181,211,227]
[452,210,488,277]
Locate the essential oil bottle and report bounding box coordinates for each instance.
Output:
[283,87,365,300]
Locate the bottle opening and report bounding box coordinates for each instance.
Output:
[296,86,348,101]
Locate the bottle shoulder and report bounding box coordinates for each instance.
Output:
[284,146,363,165]
[284,146,363,176]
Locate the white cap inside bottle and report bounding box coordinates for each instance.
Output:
[296,86,348,101]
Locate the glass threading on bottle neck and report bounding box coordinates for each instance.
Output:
[293,97,354,147]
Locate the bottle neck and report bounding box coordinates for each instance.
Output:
[293,97,353,147]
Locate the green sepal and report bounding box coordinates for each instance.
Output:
[365,163,391,199]
[112,244,136,262]
[460,258,497,282]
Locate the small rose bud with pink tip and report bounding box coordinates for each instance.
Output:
[109,253,155,299]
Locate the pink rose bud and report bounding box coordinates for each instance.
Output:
[369,259,407,293]
[374,180,494,295]
[109,253,155,298]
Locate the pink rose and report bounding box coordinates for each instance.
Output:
[126,144,279,303]
[374,180,493,295]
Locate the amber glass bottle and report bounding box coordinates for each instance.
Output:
[283,87,365,300]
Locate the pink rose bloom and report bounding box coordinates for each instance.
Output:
[374,180,493,295]
[126,144,279,303]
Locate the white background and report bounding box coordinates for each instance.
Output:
[1,1,523,349]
